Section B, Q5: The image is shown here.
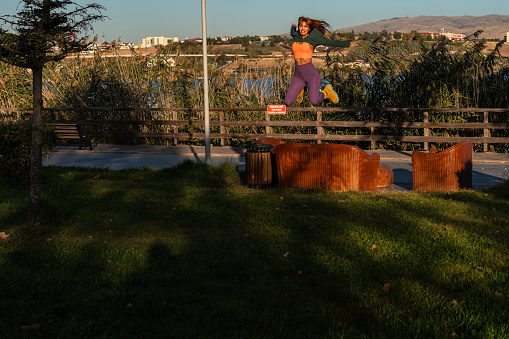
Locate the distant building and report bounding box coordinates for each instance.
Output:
[410,31,465,41]
[116,42,134,49]
[88,41,111,50]
[505,32,509,42]
[184,37,203,43]
[441,32,465,41]
[140,36,180,48]
[420,32,441,39]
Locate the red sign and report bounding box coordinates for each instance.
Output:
[267,105,286,115]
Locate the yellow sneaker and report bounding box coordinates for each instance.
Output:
[296,88,305,104]
[320,84,339,104]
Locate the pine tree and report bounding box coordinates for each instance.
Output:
[0,0,107,211]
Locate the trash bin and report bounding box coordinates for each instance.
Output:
[243,143,274,187]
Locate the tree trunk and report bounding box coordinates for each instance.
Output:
[27,66,44,211]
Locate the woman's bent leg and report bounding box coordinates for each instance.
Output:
[284,66,306,106]
[305,63,324,105]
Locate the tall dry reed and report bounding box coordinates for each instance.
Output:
[2,36,508,150]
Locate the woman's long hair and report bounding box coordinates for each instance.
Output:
[298,16,332,38]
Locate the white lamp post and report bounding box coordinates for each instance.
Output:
[201,0,211,164]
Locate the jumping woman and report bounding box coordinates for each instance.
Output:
[285,16,350,106]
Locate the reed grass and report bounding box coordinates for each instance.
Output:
[1,36,508,150]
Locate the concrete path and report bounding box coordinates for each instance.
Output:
[43,144,509,191]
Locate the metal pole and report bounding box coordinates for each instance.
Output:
[201,0,211,164]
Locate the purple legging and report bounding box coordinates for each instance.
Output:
[285,62,324,106]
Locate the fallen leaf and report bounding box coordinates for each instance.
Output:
[280,196,284,200]
[283,252,290,258]
[495,292,503,297]
[46,238,53,242]
[297,270,303,275]
[451,299,459,306]
[382,283,391,292]
[0,232,10,239]
[93,174,101,179]
[371,244,377,250]
[21,324,40,332]
[338,200,346,203]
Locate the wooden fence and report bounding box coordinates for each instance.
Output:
[2,107,509,151]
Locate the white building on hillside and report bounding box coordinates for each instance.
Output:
[505,32,509,42]
[140,36,180,48]
[440,32,465,41]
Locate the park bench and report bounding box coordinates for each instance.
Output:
[272,143,382,192]
[412,141,473,191]
[248,139,394,191]
[50,122,93,150]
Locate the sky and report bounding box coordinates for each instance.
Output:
[0,0,508,44]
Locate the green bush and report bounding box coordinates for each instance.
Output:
[0,123,56,176]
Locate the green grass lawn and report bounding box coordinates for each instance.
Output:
[1,161,508,338]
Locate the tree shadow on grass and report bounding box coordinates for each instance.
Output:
[1,163,508,337]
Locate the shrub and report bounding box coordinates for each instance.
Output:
[0,123,56,176]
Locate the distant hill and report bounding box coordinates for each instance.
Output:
[337,15,509,39]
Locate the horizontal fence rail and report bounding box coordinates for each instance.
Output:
[2,107,509,151]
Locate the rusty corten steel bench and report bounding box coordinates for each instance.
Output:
[412,141,473,191]
[272,143,381,192]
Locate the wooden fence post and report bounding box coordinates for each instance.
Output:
[370,110,376,149]
[220,111,225,146]
[484,111,490,152]
[423,111,429,151]
[129,109,139,144]
[173,111,178,146]
[316,110,323,144]
[265,110,271,135]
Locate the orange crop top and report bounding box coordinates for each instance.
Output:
[292,42,314,58]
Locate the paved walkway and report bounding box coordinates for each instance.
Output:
[43,144,509,191]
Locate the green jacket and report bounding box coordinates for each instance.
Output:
[291,25,350,48]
